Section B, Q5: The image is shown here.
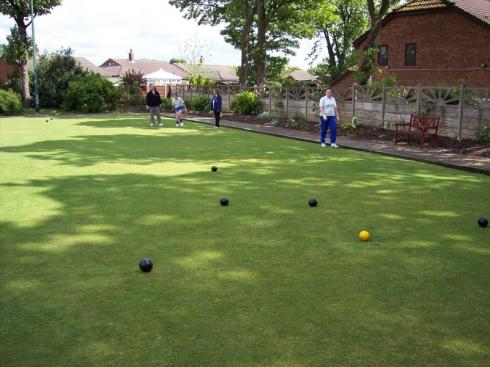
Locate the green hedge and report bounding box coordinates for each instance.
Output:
[0,90,22,115]
[230,91,260,115]
[191,95,210,112]
[63,73,120,113]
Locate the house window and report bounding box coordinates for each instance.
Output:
[378,45,388,66]
[406,44,417,66]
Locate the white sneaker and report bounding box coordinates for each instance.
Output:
[150,123,154,127]
[159,123,163,126]
[331,143,339,148]
[321,143,326,147]
[214,126,218,128]
[180,122,184,127]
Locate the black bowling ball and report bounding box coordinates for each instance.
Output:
[139,258,153,272]
[478,217,488,228]
[220,197,229,206]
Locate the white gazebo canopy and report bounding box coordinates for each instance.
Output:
[144,69,183,86]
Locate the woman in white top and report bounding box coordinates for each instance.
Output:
[318,89,340,148]
[172,93,186,127]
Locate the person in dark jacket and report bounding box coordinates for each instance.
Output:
[211,88,222,128]
[146,84,162,127]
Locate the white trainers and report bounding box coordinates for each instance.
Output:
[150,123,154,127]
[321,143,326,147]
[180,122,184,127]
[159,123,163,126]
[331,143,339,148]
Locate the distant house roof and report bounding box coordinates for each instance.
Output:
[288,69,318,82]
[100,58,188,79]
[354,0,490,47]
[75,57,101,74]
[175,63,238,83]
[25,56,101,74]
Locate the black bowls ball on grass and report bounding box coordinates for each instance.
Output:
[308,198,318,207]
[478,217,488,228]
[139,258,153,272]
[211,166,218,172]
[220,197,229,206]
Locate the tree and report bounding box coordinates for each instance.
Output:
[31,48,87,108]
[169,0,253,87]
[357,0,399,85]
[169,0,315,88]
[309,0,368,83]
[0,0,61,106]
[169,57,186,64]
[254,0,316,88]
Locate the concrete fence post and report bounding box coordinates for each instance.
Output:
[286,85,289,120]
[417,84,422,114]
[227,85,230,113]
[352,83,357,119]
[457,84,465,140]
[305,85,309,121]
[269,87,272,115]
[382,83,387,129]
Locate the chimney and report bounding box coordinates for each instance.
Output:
[129,49,134,62]
[199,55,204,64]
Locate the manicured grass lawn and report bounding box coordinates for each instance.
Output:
[0,115,489,366]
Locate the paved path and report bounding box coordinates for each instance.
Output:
[169,113,490,175]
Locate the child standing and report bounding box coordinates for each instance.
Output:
[172,93,186,127]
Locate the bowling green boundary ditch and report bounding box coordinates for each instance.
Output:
[1,115,489,366]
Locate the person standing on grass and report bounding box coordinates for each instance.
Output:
[319,88,340,148]
[172,93,186,127]
[145,84,163,127]
[211,88,222,128]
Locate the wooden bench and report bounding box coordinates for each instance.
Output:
[395,114,440,147]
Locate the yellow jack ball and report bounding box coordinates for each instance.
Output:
[359,230,370,241]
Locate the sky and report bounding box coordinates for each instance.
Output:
[0,0,316,69]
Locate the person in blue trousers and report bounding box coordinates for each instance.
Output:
[211,88,222,128]
[319,88,340,148]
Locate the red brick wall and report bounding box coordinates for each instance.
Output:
[333,8,490,87]
[0,58,19,84]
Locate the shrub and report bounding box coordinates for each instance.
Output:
[475,126,490,146]
[119,70,144,107]
[30,48,87,108]
[0,89,22,115]
[63,73,120,113]
[230,91,261,115]
[191,95,210,112]
[161,97,173,112]
[288,114,309,129]
[120,88,145,107]
[257,111,279,123]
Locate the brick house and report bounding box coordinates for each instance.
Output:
[331,0,490,87]
[0,58,18,84]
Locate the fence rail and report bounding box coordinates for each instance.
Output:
[174,84,490,139]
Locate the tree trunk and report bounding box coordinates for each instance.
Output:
[358,0,392,85]
[255,0,267,89]
[322,28,337,79]
[20,63,31,107]
[358,17,381,85]
[239,3,256,88]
